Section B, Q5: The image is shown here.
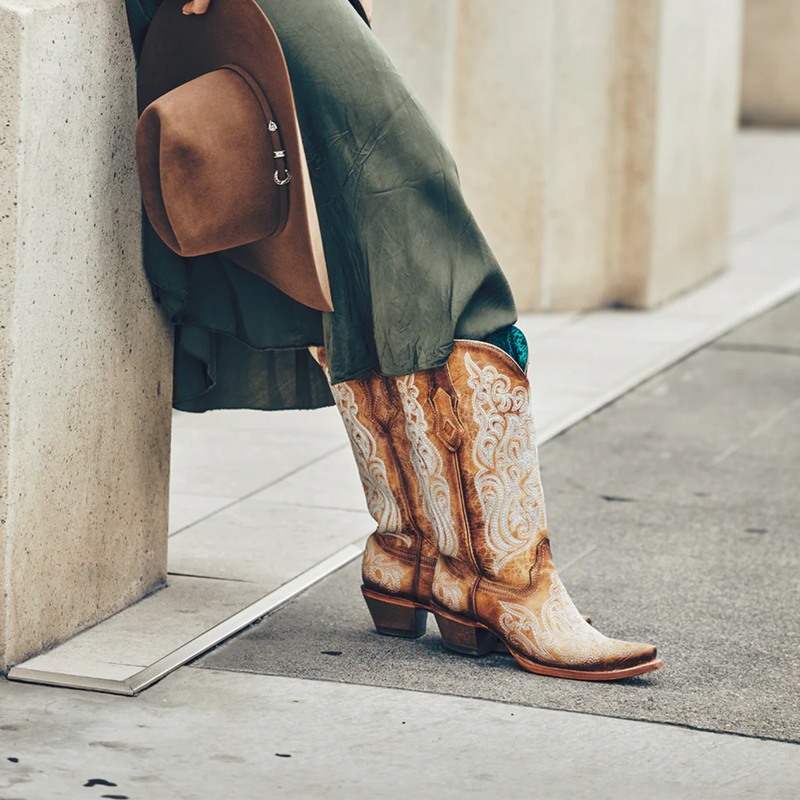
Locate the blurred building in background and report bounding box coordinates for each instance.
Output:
[741,0,800,126]
[374,0,744,312]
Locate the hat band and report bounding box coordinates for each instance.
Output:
[220,63,290,238]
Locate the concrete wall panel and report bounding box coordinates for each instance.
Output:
[741,0,800,126]
[450,0,554,312]
[373,0,743,312]
[0,0,173,668]
[646,0,743,307]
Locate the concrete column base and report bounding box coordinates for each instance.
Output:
[741,0,800,126]
[0,0,173,669]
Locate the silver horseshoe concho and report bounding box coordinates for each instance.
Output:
[274,168,292,186]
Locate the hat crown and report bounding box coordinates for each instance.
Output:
[135,0,332,312]
[136,67,288,257]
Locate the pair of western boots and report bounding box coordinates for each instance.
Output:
[320,339,662,681]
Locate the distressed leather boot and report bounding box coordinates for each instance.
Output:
[319,345,591,644]
[319,349,438,639]
[394,340,663,680]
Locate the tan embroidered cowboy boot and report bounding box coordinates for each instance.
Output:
[318,349,438,639]
[317,345,591,643]
[394,340,663,680]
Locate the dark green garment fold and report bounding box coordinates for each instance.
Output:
[125,0,517,412]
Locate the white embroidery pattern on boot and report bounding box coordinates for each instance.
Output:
[432,564,467,612]
[362,537,409,594]
[396,375,459,557]
[464,352,546,575]
[497,579,643,666]
[332,382,409,545]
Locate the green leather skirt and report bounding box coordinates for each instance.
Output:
[125,0,516,411]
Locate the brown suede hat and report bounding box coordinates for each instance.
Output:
[136,0,333,312]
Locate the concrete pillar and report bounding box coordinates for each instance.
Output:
[371,0,458,139]
[609,0,744,308]
[447,0,556,312]
[741,0,800,126]
[374,0,744,311]
[0,0,173,669]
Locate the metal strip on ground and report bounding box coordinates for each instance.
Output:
[7,542,366,695]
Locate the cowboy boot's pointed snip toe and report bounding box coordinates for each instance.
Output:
[393,339,663,681]
[430,552,661,680]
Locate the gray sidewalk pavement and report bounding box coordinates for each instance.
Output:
[198,295,800,744]
[2,295,799,799]
[2,669,799,800]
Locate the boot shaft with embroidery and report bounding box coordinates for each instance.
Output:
[320,350,438,638]
[394,340,663,680]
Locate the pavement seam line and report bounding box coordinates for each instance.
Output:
[168,442,350,537]
[710,342,800,357]
[712,396,800,464]
[185,668,800,747]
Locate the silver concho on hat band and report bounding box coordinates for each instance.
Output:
[268,120,292,185]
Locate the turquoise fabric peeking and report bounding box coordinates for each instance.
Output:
[124,0,517,411]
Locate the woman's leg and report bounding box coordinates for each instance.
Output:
[260,0,517,384]
[313,347,437,637]
[390,340,662,680]
[281,5,659,678]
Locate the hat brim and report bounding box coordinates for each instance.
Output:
[137,0,333,313]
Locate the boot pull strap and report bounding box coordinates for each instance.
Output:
[432,387,463,451]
